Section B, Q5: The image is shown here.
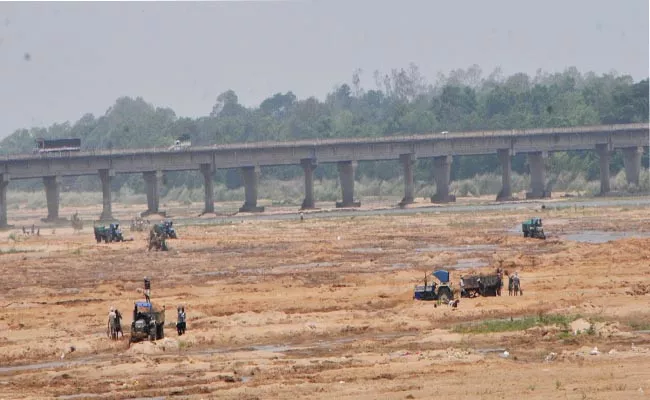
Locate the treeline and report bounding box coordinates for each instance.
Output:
[1,64,648,194]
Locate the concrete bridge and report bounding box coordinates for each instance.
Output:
[0,122,648,227]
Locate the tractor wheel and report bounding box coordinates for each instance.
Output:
[159,324,164,339]
[149,327,156,341]
[438,288,451,303]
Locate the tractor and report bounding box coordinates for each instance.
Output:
[522,217,546,239]
[148,225,169,251]
[94,223,125,243]
[413,270,454,303]
[160,220,177,239]
[129,301,166,343]
[460,273,503,297]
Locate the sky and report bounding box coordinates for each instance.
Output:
[0,0,648,138]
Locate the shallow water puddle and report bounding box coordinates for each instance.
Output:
[450,258,489,269]
[415,244,498,253]
[349,247,384,254]
[0,358,94,374]
[276,262,337,270]
[562,231,650,243]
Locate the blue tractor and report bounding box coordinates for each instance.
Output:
[160,220,177,239]
[413,270,454,302]
[522,217,546,239]
[130,301,166,343]
[93,223,125,243]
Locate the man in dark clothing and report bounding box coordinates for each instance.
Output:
[177,306,186,335]
[144,277,151,302]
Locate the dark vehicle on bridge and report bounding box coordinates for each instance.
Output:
[169,134,191,151]
[34,138,81,154]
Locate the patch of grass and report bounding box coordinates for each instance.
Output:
[0,247,35,255]
[178,340,192,349]
[621,312,650,331]
[452,313,579,334]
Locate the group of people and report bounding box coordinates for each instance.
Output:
[107,307,123,340]
[21,224,40,236]
[508,271,522,296]
[458,268,522,298]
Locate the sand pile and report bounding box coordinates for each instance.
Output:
[570,318,628,338]
[626,283,650,296]
[125,338,180,355]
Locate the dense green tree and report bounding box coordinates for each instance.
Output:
[1,66,647,193]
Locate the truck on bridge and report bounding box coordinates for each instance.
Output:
[169,134,191,151]
[34,138,81,154]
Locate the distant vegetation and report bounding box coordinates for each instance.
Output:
[1,64,648,200]
[452,313,581,334]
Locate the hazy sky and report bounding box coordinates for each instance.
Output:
[0,0,648,138]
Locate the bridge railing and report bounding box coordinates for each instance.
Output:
[0,123,647,161]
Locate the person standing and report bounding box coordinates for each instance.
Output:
[496,268,504,296]
[177,306,186,335]
[460,276,467,298]
[107,307,117,339]
[143,277,151,302]
[512,272,521,296]
[176,306,182,335]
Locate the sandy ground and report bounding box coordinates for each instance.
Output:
[1,196,650,400]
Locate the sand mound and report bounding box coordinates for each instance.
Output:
[570,318,592,334]
[626,283,650,296]
[570,318,626,338]
[125,338,180,355]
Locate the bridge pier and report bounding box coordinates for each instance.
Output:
[42,176,65,222]
[200,164,215,215]
[431,155,455,203]
[622,146,643,187]
[336,161,360,208]
[99,169,115,220]
[399,154,415,206]
[239,166,264,213]
[526,152,550,199]
[142,171,163,217]
[0,174,9,228]
[300,158,317,210]
[596,144,611,194]
[496,149,514,201]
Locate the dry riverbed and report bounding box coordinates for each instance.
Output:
[1,199,650,399]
